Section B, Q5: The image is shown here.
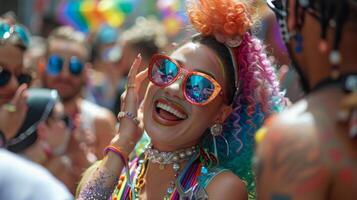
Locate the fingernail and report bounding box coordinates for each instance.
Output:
[137,53,141,58]
[20,83,27,89]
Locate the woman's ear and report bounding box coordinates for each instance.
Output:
[216,105,233,123]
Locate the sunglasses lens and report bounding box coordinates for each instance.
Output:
[69,57,84,76]
[151,58,178,85]
[13,25,30,48]
[17,73,32,85]
[0,23,11,39]
[0,67,11,87]
[47,55,63,76]
[186,74,215,104]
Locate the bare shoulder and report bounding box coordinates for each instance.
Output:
[255,98,332,199]
[256,99,320,162]
[206,171,248,200]
[94,108,116,127]
[93,108,116,143]
[81,100,117,126]
[81,101,117,156]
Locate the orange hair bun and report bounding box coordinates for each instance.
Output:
[187,0,256,46]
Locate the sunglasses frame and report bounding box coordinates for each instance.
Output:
[46,54,84,76]
[148,54,223,106]
[267,0,326,24]
[0,65,32,87]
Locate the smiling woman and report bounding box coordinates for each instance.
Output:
[77,0,284,200]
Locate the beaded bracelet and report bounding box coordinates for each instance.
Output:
[117,111,139,125]
[104,145,128,165]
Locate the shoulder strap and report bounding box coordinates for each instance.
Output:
[198,166,230,189]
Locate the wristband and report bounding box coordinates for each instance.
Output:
[104,145,128,165]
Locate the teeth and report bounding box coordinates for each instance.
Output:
[157,102,187,119]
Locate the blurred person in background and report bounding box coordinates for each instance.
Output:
[86,17,168,115]
[255,0,357,199]
[6,88,71,164]
[0,149,73,200]
[40,26,116,193]
[24,35,47,88]
[85,24,121,109]
[0,16,31,147]
[1,88,73,200]
[254,0,304,103]
[113,16,168,114]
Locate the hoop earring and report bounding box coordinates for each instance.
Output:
[210,123,230,161]
[210,123,222,160]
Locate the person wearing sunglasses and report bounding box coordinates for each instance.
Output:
[6,88,71,162]
[77,0,285,199]
[0,18,32,147]
[1,88,73,200]
[40,26,116,193]
[255,0,357,200]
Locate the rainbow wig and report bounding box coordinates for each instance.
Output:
[187,0,284,198]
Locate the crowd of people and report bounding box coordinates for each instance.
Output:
[0,0,356,200]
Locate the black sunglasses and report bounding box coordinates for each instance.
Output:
[267,0,324,21]
[267,0,288,17]
[0,65,32,87]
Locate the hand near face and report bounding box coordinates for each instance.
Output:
[0,84,28,140]
[112,54,147,155]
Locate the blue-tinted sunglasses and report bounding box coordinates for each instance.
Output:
[148,54,223,106]
[0,21,30,49]
[46,54,84,76]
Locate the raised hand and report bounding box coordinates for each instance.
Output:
[77,54,147,200]
[111,54,147,155]
[0,84,28,140]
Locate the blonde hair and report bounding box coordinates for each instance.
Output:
[47,26,90,59]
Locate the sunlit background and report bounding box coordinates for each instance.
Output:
[0,0,190,40]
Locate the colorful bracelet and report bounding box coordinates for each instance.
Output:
[104,145,128,165]
[117,111,139,125]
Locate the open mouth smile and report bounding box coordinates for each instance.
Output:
[153,98,188,126]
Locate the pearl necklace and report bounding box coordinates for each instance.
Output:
[145,144,199,168]
[132,144,199,199]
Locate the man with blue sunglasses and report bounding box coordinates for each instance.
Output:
[40,26,117,193]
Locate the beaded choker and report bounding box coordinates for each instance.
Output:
[145,144,199,166]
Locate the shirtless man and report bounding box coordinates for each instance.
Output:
[40,26,116,193]
[255,0,357,199]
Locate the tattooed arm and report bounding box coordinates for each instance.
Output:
[76,153,124,200]
[255,111,331,200]
[77,56,145,200]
